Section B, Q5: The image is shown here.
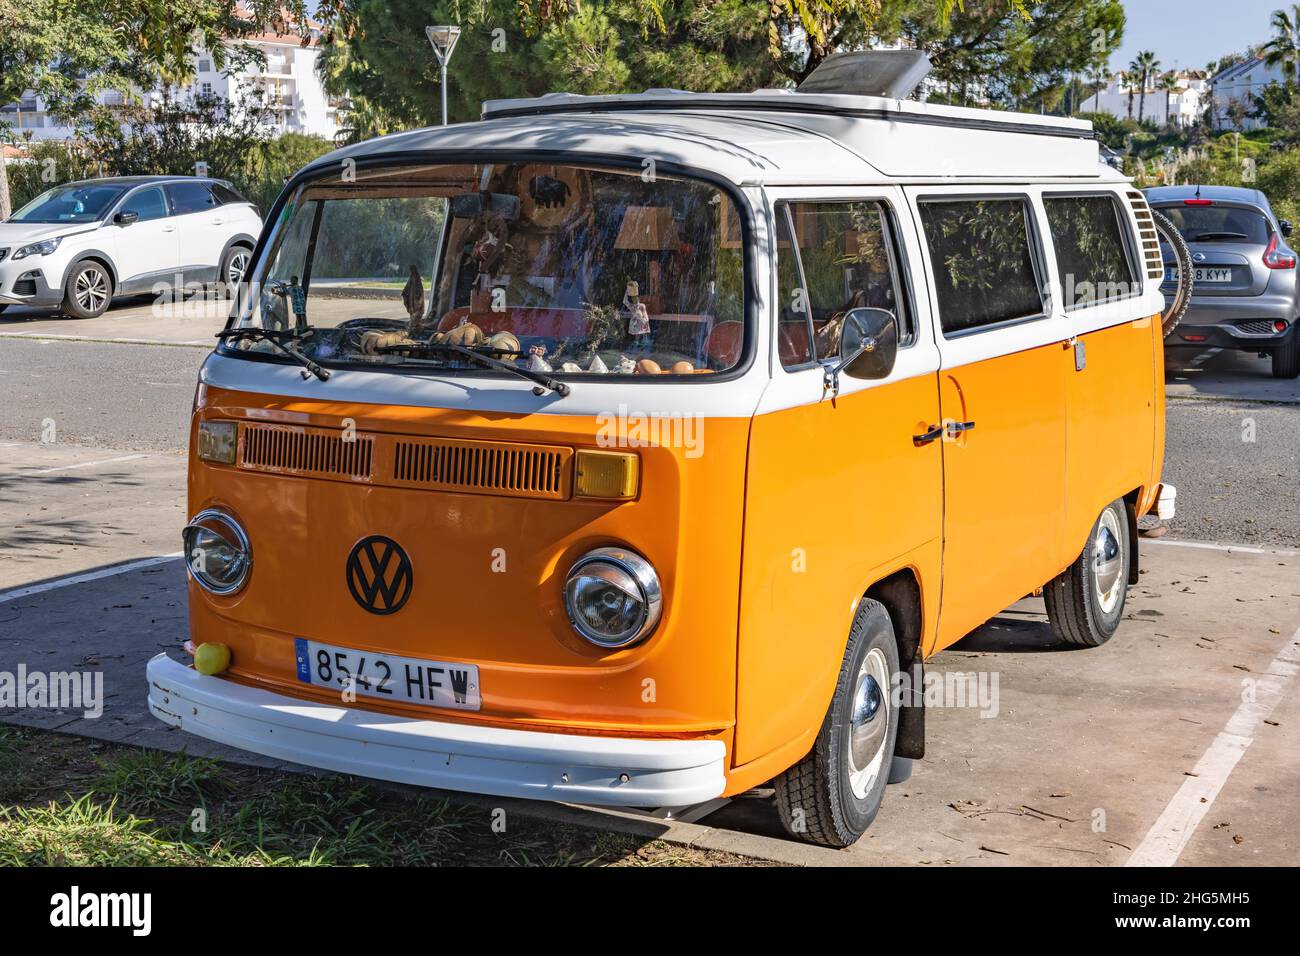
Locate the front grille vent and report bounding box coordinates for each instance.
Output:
[1127,190,1165,281]
[239,423,374,481]
[392,437,571,500]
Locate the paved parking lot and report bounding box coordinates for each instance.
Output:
[1,299,1297,865]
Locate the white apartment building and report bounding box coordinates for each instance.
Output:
[1209,56,1284,130]
[0,25,342,142]
[1083,71,1207,127]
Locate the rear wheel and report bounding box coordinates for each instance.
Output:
[774,598,899,848]
[1044,498,1130,647]
[62,261,113,319]
[220,245,252,298]
[1272,325,1300,379]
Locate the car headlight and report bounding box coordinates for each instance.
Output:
[183,509,252,595]
[563,547,662,648]
[12,238,62,259]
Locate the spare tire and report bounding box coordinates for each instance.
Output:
[1152,208,1193,339]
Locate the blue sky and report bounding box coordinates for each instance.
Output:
[1111,0,1282,72]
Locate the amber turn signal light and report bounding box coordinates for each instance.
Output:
[575,450,639,499]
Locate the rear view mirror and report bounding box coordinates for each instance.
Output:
[114,210,139,226]
[1281,219,1293,238]
[824,307,897,394]
[449,192,519,220]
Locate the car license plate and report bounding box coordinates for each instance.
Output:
[294,638,481,711]
[1169,266,1232,283]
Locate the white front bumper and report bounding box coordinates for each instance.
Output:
[146,653,727,807]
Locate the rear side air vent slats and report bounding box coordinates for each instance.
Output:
[1127,190,1166,282]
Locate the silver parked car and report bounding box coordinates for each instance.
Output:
[1145,185,1299,378]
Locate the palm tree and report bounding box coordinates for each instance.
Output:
[1089,63,1112,113]
[1135,51,1161,123]
[1160,72,1181,127]
[1126,59,1141,119]
[1263,4,1300,79]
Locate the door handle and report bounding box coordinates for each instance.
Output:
[945,420,976,438]
[162,225,175,232]
[211,218,224,225]
[913,424,944,446]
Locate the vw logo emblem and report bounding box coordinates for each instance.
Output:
[346,536,413,615]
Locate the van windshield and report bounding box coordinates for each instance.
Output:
[226,162,747,378]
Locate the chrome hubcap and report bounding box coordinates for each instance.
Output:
[847,647,890,799]
[1093,510,1124,613]
[75,268,108,312]
[227,253,249,286]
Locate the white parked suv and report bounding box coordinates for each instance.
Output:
[0,176,262,318]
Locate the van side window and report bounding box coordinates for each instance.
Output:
[775,206,813,368]
[776,201,908,368]
[1044,195,1138,310]
[919,198,1044,334]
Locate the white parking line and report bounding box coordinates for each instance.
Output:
[17,454,148,476]
[0,553,183,604]
[1143,537,1299,557]
[1126,626,1300,867]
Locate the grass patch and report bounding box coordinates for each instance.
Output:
[0,726,776,867]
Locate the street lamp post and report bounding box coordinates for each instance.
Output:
[425,25,462,126]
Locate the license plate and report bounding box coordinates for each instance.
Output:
[294,638,481,711]
[1169,267,1232,284]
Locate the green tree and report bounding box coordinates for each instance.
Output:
[0,0,318,218]
[1263,4,1300,80]
[318,1,1044,128]
[898,0,1125,112]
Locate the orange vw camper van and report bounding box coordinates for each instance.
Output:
[149,53,1180,847]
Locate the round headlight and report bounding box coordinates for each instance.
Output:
[563,547,662,649]
[182,509,251,595]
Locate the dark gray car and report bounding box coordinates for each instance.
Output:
[1145,185,1299,378]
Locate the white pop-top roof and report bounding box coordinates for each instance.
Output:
[314,88,1118,187]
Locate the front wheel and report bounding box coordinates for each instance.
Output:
[1271,325,1299,379]
[1044,498,1130,647]
[774,598,900,848]
[62,261,113,319]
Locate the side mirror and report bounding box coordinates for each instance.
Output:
[824,307,898,394]
[1281,220,1293,238]
[114,210,139,226]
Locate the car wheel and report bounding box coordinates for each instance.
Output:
[220,245,252,298]
[1044,498,1130,647]
[62,261,113,319]
[1271,324,1299,379]
[774,598,900,848]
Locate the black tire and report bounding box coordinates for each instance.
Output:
[219,245,253,299]
[1271,325,1299,379]
[774,598,900,848]
[61,261,113,319]
[1152,208,1193,339]
[1044,498,1131,647]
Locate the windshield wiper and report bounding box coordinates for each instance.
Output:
[380,341,570,397]
[216,328,331,381]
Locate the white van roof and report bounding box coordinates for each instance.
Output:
[318,89,1120,187]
